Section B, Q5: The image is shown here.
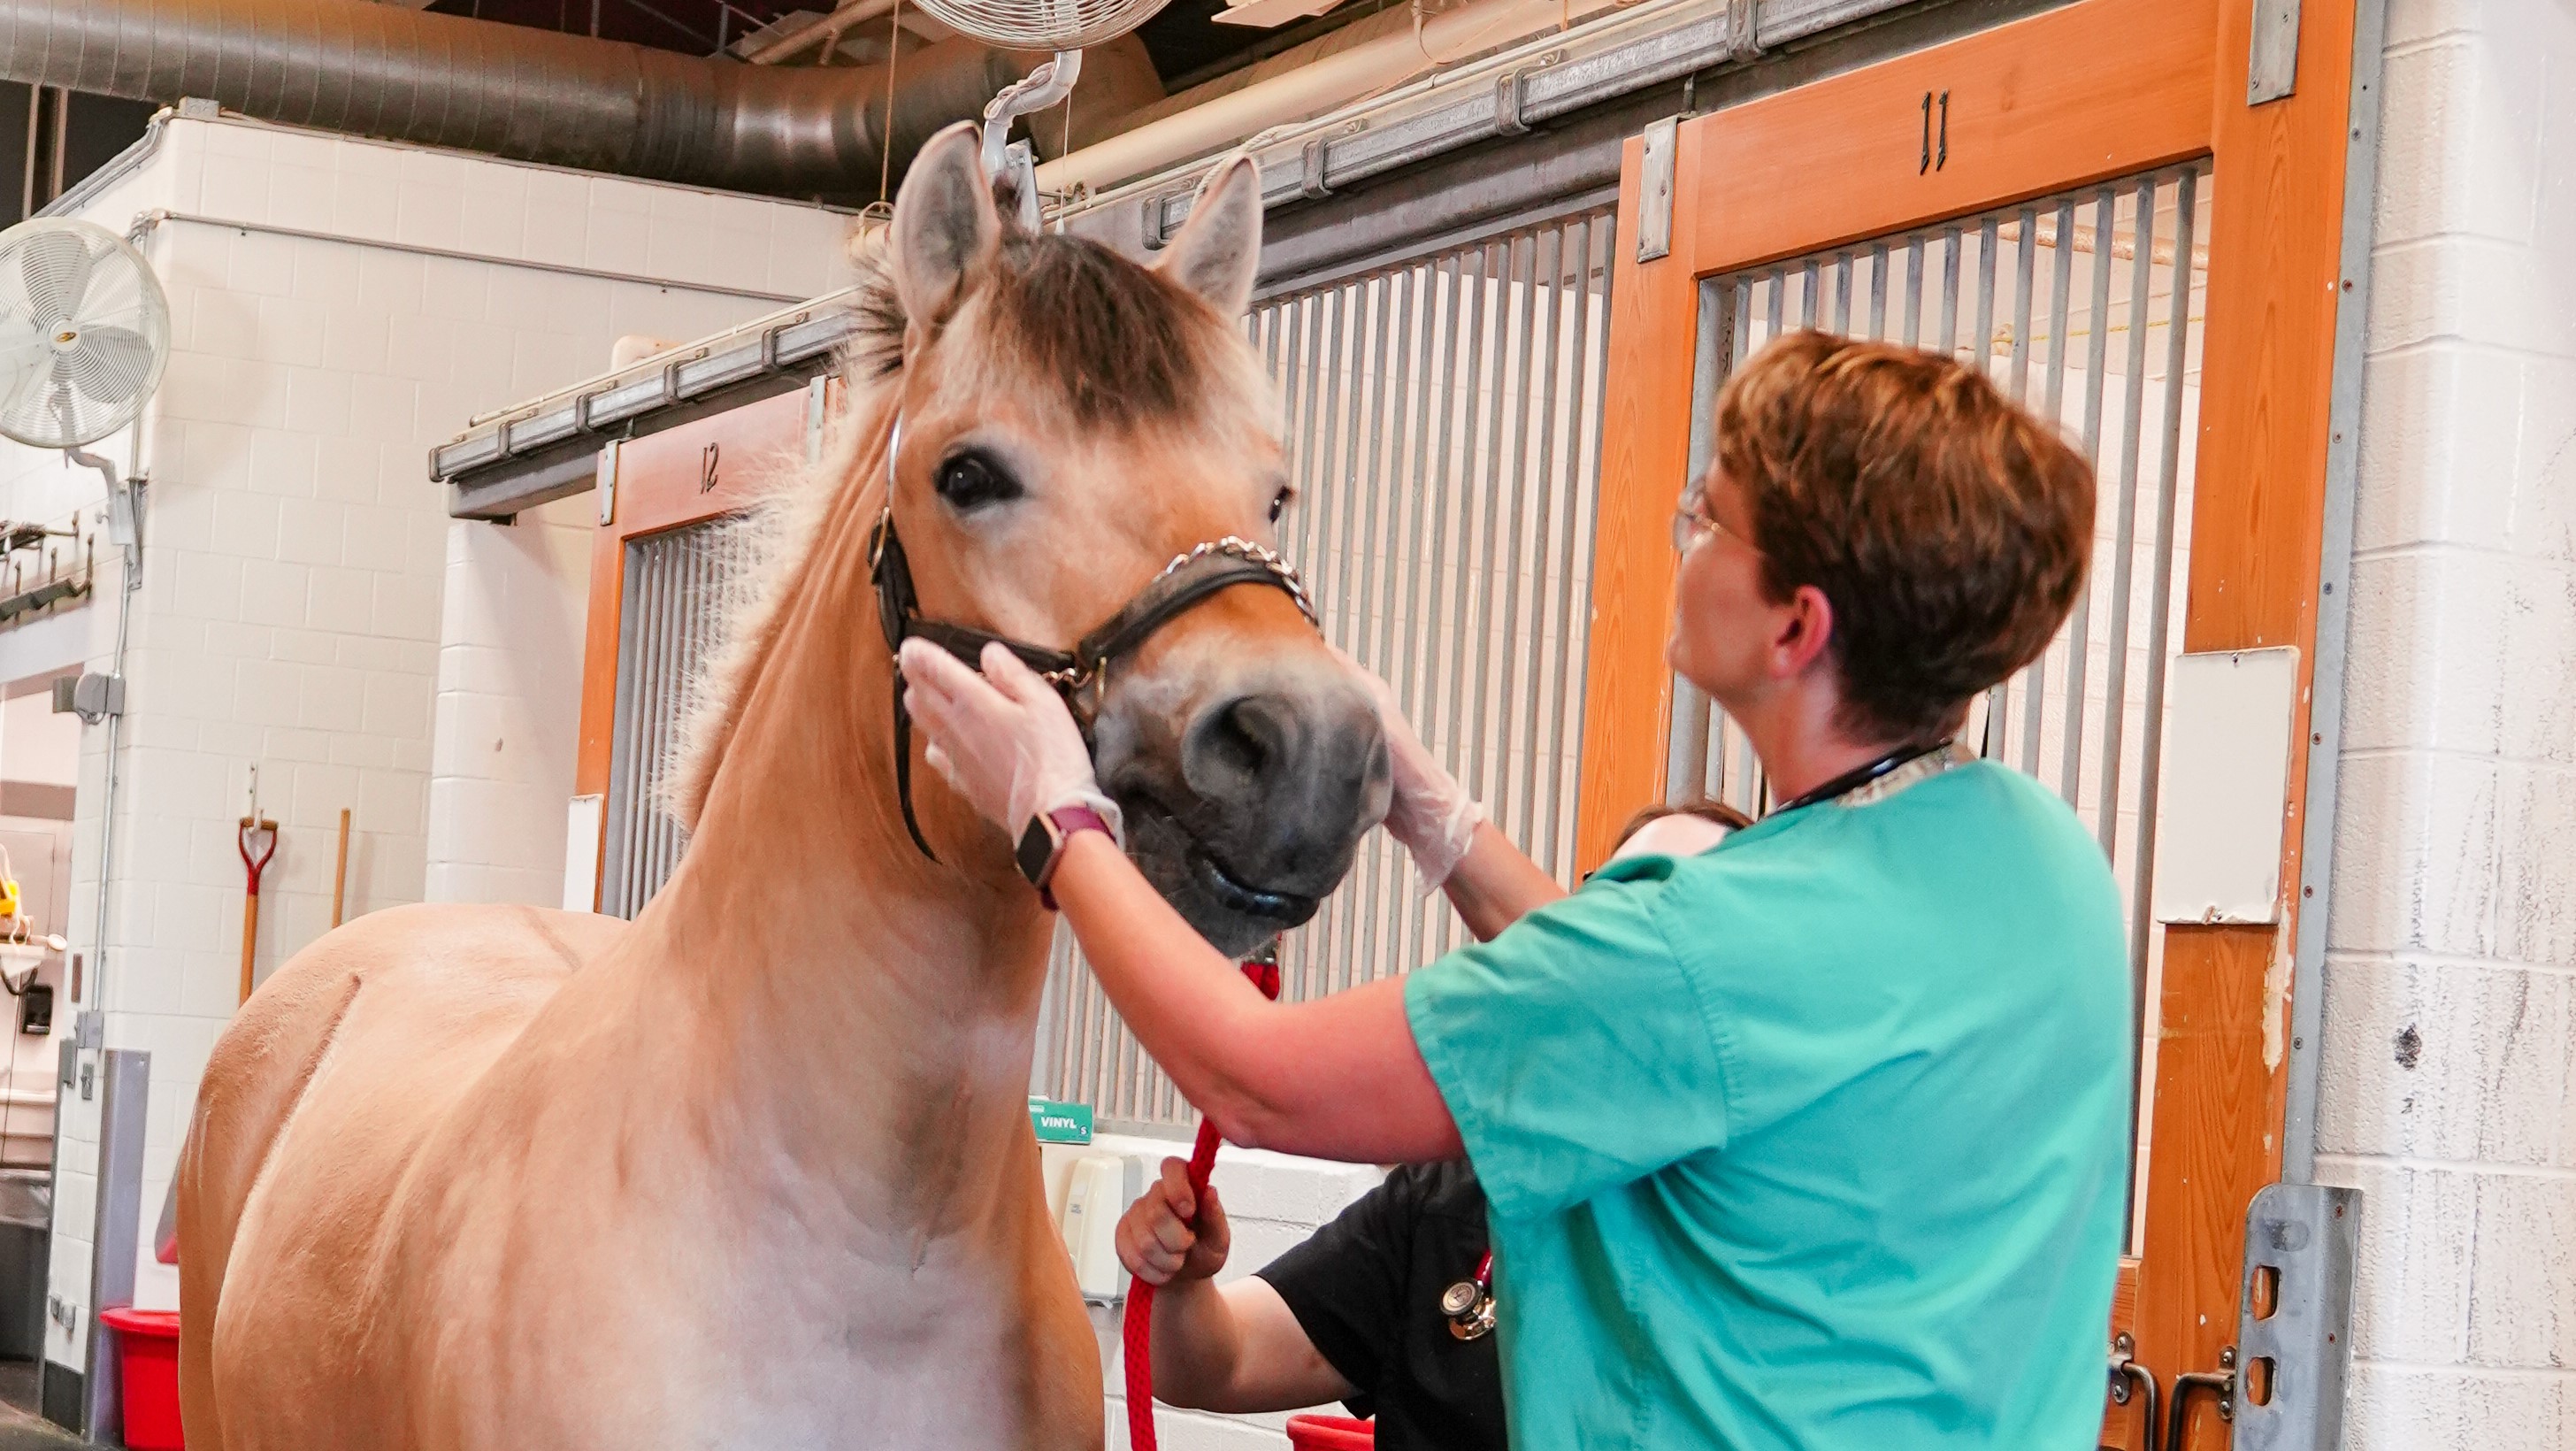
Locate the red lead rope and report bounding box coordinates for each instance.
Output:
[1122,954,1282,1451]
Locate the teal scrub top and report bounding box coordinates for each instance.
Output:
[1403,759,2131,1449]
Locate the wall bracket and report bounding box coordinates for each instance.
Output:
[2233,1181,2361,1449]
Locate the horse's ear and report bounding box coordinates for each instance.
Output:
[1154,156,1261,319]
[892,122,1000,326]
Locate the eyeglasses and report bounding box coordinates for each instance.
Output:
[1671,495,1760,557]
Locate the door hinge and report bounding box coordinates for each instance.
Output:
[1636,115,1679,263]
[596,439,621,527]
[2248,0,2300,104]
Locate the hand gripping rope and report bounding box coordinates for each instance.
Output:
[1122,951,1283,1451]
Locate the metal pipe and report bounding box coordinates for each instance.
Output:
[1034,0,1627,200]
[0,0,1022,197]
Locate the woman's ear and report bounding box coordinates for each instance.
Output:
[1154,156,1262,319]
[892,123,1001,330]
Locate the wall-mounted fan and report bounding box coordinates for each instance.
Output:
[0,219,172,501]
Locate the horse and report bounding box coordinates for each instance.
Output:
[173,121,1390,1451]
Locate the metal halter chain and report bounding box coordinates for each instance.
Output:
[870,417,1320,863]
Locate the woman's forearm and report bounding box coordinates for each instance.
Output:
[1145,1276,1246,1409]
[1439,820,1568,940]
[1053,833,1461,1162]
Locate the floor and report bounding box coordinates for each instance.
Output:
[0,1362,74,1448]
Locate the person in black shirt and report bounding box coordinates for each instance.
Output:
[1119,1156,1501,1451]
[1115,801,1747,1450]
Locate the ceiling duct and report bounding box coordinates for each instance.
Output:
[0,0,1030,198]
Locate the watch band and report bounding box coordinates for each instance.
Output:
[1016,802,1114,910]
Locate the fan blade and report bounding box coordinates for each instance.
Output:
[19,229,95,325]
[66,325,155,407]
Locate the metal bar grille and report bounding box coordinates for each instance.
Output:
[1035,207,1620,1134]
[1669,161,2213,951]
[602,515,755,919]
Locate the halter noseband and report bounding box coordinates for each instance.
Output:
[870,417,1320,863]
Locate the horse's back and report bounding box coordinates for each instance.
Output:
[179,902,625,1449]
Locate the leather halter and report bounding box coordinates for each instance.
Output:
[869,422,1319,864]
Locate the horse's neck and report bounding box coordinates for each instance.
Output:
[628,468,1055,1217]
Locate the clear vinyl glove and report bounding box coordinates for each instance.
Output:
[1333,646,1481,892]
[896,638,1123,847]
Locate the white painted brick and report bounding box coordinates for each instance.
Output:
[395,180,464,251]
[211,491,283,559]
[278,501,349,569]
[363,672,433,741]
[2352,344,2523,553]
[2467,1171,2576,1368]
[2494,765,2576,967]
[2490,560,2576,764]
[2508,355,2576,560]
[172,551,244,623]
[372,572,441,641]
[342,502,416,574]
[283,368,355,439]
[2327,751,2499,956]
[234,658,305,729]
[198,150,273,226]
[2317,956,2569,1164]
[321,306,394,375]
[313,434,384,506]
[292,241,366,312]
[2342,549,2506,755]
[2374,40,2546,248]
[458,168,529,258]
[241,557,310,631]
[586,214,653,277]
[356,250,427,318]
[331,169,402,241]
[349,376,422,448]
[251,428,323,501]
[229,230,297,299]
[418,255,490,325]
[272,630,339,667]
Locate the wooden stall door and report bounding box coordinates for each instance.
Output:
[573,381,832,916]
[1576,0,2360,1444]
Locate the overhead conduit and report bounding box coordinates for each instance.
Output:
[0,0,1054,198]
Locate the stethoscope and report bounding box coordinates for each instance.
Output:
[1441,1251,1495,1341]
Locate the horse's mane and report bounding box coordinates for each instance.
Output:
[660,209,1270,833]
[660,226,904,831]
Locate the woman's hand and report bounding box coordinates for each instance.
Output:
[1334,648,1481,890]
[896,638,1121,840]
[1117,1157,1231,1286]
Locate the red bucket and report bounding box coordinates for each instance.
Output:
[99,1306,185,1450]
[1284,1414,1374,1450]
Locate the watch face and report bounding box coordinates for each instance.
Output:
[1016,815,1057,887]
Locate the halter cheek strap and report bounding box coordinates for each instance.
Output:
[870,415,1319,865]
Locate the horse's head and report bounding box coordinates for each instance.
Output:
[866,125,1388,956]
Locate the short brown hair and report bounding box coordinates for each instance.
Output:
[1711,331,2094,742]
[1614,798,1754,847]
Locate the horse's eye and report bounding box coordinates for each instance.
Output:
[1268,488,1290,524]
[934,450,1021,511]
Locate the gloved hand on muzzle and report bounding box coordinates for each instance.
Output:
[898,638,1124,848]
[1333,648,1481,892]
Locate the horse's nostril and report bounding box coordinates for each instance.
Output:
[1190,695,1294,794]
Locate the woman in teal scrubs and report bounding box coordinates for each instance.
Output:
[900,331,2131,1448]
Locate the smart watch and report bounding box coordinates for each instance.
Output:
[1016,802,1115,910]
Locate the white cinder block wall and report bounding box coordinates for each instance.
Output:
[2319,0,2576,1443]
[0,111,848,1380]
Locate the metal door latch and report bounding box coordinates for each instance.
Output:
[2107,1332,2161,1448]
[2169,1345,2236,1446]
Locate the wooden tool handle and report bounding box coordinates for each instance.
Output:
[239,893,260,1005]
[332,807,351,928]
